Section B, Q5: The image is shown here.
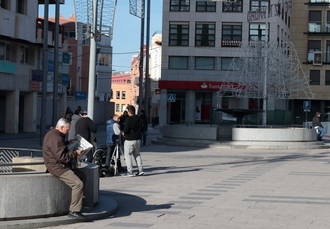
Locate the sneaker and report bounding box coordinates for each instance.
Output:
[121,173,135,177]
[68,211,84,218]
[136,171,145,176]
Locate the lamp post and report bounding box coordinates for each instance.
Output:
[52,0,60,125]
[144,0,150,118]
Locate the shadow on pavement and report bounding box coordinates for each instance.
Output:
[101,190,173,218]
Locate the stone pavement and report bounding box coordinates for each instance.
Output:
[33,143,330,229]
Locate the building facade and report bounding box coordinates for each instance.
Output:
[0,0,40,133]
[160,0,291,125]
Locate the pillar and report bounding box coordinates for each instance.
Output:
[212,92,222,124]
[185,90,195,125]
[159,89,167,126]
[23,92,37,132]
[5,90,19,133]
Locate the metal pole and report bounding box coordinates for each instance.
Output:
[52,0,60,125]
[40,0,49,144]
[87,0,98,119]
[262,53,268,125]
[138,0,145,113]
[144,0,150,119]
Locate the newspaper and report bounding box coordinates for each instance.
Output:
[67,135,93,158]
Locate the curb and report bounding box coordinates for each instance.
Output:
[0,193,118,229]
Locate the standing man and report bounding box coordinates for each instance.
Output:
[42,118,84,218]
[106,114,121,167]
[123,105,144,176]
[139,110,148,146]
[312,112,325,140]
[76,111,97,161]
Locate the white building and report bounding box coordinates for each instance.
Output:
[160,0,291,125]
[0,0,40,133]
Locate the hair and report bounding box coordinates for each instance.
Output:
[55,118,70,128]
[127,105,136,115]
[112,114,119,119]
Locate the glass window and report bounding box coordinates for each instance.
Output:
[169,22,189,46]
[170,0,190,12]
[169,56,189,69]
[17,0,26,14]
[116,104,120,112]
[310,70,320,85]
[223,0,243,12]
[249,23,268,41]
[195,57,215,70]
[326,71,330,85]
[221,57,241,71]
[116,91,120,99]
[122,91,126,99]
[196,1,216,12]
[1,0,10,9]
[326,41,330,63]
[121,104,125,112]
[250,0,269,12]
[307,40,321,62]
[222,23,242,47]
[195,23,216,47]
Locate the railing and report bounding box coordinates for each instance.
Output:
[307,0,330,4]
[308,22,330,33]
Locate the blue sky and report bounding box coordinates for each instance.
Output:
[40,0,163,72]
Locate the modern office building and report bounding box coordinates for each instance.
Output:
[159,0,292,125]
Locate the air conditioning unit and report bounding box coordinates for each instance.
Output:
[313,51,322,65]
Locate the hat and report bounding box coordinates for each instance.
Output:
[81,110,88,115]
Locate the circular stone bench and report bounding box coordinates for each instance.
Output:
[232,127,317,142]
[0,173,71,220]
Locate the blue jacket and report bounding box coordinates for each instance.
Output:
[106,120,115,144]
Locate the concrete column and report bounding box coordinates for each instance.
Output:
[5,90,19,133]
[23,92,37,132]
[159,89,167,126]
[185,90,195,125]
[212,92,222,123]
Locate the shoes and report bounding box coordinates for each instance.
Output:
[68,211,84,218]
[121,173,135,177]
[136,171,145,176]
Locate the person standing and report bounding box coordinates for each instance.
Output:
[123,105,144,176]
[139,110,148,146]
[106,114,121,167]
[68,108,81,141]
[312,112,325,140]
[42,118,84,218]
[76,111,97,161]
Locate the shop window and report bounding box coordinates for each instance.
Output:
[17,0,27,14]
[170,0,190,12]
[122,91,126,99]
[169,22,189,46]
[310,70,320,85]
[0,0,10,9]
[195,57,215,70]
[221,57,241,71]
[196,1,216,12]
[195,23,215,47]
[223,0,242,12]
[169,56,189,69]
[116,91,120,99]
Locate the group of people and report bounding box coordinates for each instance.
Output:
[41,105,148,218]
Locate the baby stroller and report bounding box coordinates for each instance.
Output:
[92,140,124,177]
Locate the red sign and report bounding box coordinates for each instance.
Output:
[159,80,246,91]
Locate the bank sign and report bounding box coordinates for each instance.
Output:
[159,80,246,91]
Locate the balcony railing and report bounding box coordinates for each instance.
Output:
[307,51,330,64]
[306,0,330,5]
[221,40,242,47]
[308,22,330,33]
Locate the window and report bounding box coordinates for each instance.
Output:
[121,104,126,112]
[309,11,321,32]
[195,57,215,70]
[169,56,189,69]
[249,23,268,41]
[221,57,241,71]
[310,70,320,85]
[122,91,126,99]
[307,40,321,63]
[223,0,243,12]
[326,41,330,63]
[170,0,190,12]
[19,46,34,65]
[250,0,269,12]
[116,104,120,112]
[17,0,26,14]
[116,91,120,99]
[196,1,216,12]
[222,23,242,47]
[169,22,189,46]
[195,23,215,47]
[327,11,330,32]
[0,0,10,9]
[326,71,330,85]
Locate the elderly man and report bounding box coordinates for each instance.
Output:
[42,118,84,218]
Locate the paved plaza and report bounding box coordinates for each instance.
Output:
[32,143,330,229]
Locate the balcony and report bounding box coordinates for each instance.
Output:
[221,40,242,47]
[306,22,330,35]
[305,0,330,6]
[306,51,330,64]
[0,61,16,74]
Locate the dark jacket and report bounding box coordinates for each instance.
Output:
[42,129,74,177]
[312,116,323,127]
[76,117,97,143]
[139,114,148,132]
[124,115,143,140]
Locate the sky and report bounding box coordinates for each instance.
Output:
[40,0,163,72]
